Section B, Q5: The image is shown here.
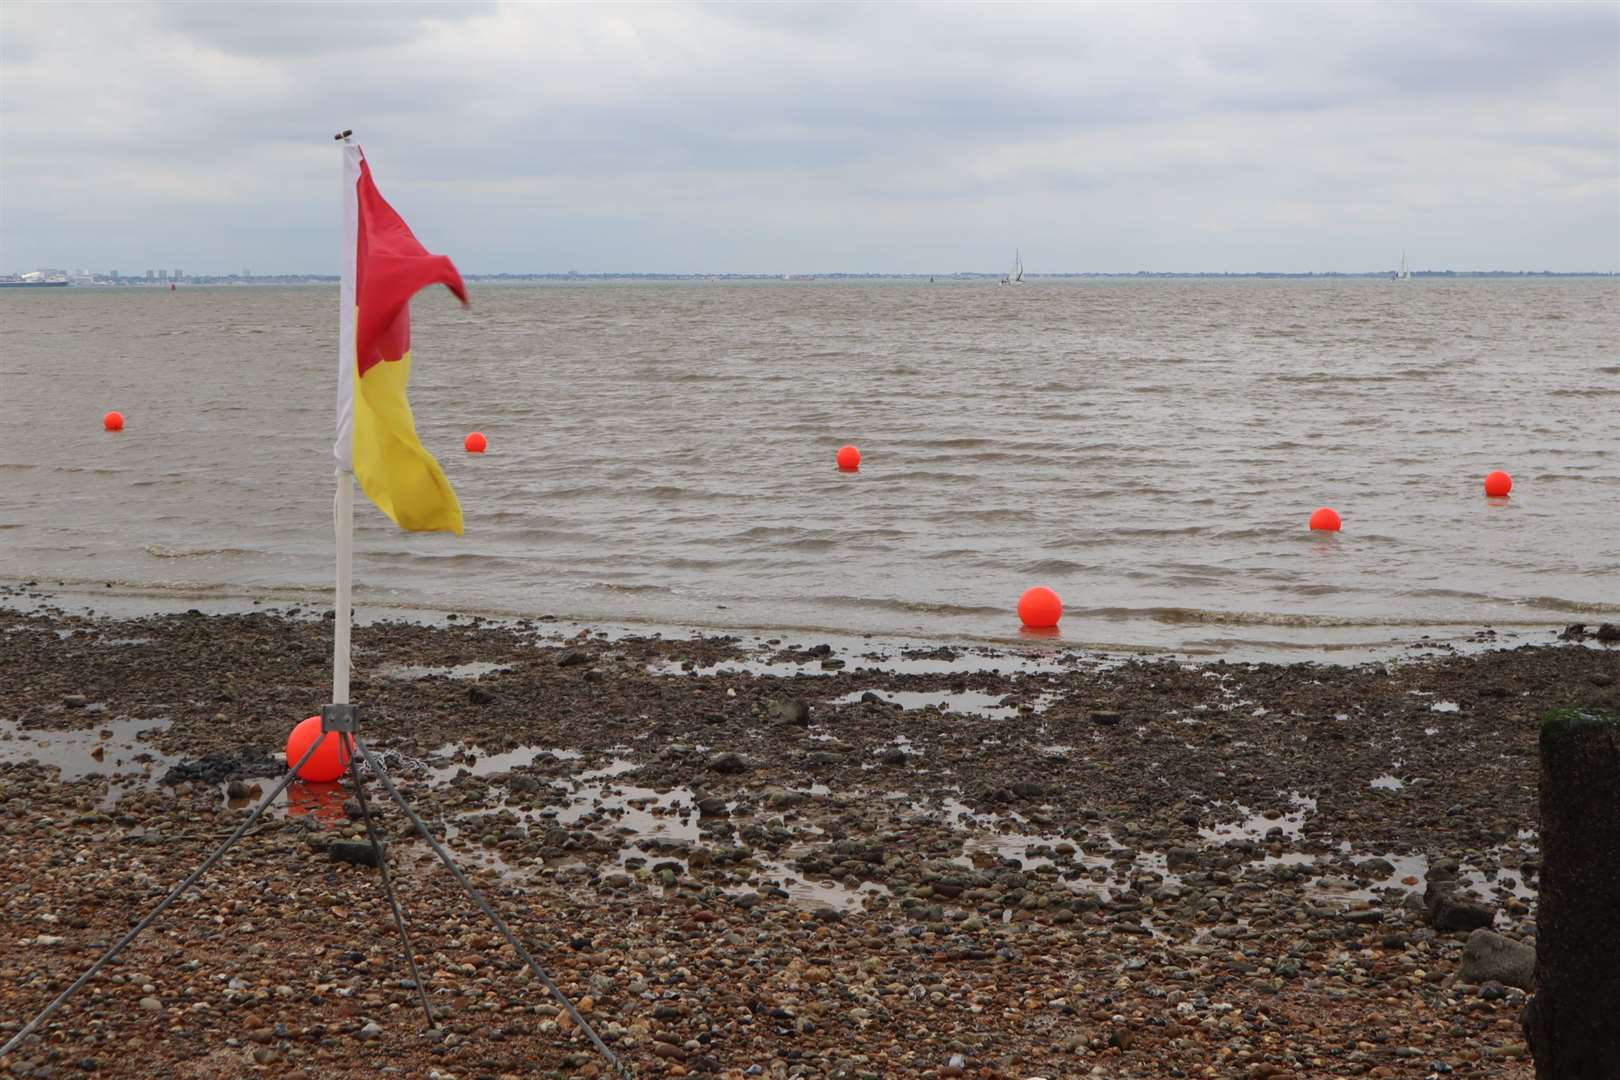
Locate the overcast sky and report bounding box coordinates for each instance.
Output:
[2,2,1616,274]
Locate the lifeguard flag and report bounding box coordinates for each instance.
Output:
[334,144,468,534]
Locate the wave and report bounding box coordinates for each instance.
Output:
[145,544,260,559]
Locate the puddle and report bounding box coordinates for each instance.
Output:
[828,688,1043,722]
[1370,774,1405,791]
[1430,701,1460,713]
[648,644,1080,679]
[376,661,512,680]
[0,716,175,782]
[428,742,582,783]
[1198,792,1316,843]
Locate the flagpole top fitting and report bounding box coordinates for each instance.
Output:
[334,129,353,142]
[321,703,360,734]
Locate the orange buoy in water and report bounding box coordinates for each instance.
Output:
[836,445,861,471]
[103,411,124,432]
[1018,586,1062,629]
[285,715,351,783]
[1484,470,1512,497]
[1309,507,1342,532]
[465,431,487,453]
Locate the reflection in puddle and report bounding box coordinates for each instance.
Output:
[285,782,348,822]
[1370,774,1404,791]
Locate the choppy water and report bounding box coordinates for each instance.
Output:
[2,279,1617,654]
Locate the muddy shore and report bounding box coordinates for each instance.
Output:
[3,595,1617,1079]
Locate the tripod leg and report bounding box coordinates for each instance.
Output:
[2,731,331,1059]
[353,736,633,1080]
[344,738,436,1031]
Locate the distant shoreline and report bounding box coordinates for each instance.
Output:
[17,270,1617,287]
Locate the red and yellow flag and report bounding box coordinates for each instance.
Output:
[335,145,467,534]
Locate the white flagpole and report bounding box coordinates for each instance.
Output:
[333,133,361,706]
[333,475,354,704]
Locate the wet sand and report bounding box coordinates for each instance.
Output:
[2,595,1616,1078]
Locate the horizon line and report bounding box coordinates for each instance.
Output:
[22,268,1617,280]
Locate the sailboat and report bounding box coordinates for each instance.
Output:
[1395,252,1411,281]
[1000,249,1025,285]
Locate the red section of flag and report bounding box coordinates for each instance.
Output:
[355,153,468,376]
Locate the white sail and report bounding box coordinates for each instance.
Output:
[1398,252,1410,280]
[1012,249,1024,283]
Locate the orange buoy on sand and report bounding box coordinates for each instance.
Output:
[285,715,351,783]
[1484,470,1512,497]
[836,445,861,471]
[465,431,487,453]
[103,411,124,432]
[1018,586,1062,629]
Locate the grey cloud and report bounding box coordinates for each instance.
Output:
[1,0,1614,274]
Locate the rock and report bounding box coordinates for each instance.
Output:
[1428,888,1495,933]
[767,698,811,726]
[1597,623,1620,643]
[1090,711,1121,726]
[1166,846,1199,870]
[1458,928,1535,989]
[328,840,381,867]
[1356,857,1396,878]
[226,780,251,800]
[709,752,748,775]
[138,996,161,1012]
[358,1021,382,1040]
[62,694,88,708]
[467,685,495,705]
[557,650,590,667]
[880,747,908,766]
[696,796,729,817]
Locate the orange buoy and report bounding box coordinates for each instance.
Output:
[285,715,351,783]
[836,445,861,471]
[1018,586,1062,629]
[465,431,487,453]
[1484,470,1512,497]
[103,411,124,432]
[1309,507,1342,532]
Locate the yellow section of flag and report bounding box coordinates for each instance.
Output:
[352,345,464,534]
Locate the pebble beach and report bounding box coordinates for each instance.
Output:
[4,589,1616,1079]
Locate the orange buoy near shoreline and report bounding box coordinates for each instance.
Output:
[1309,507,1341,532]
[1484,470,1512,497]
[1018,586,1062,629]
[465,432,487,453]
[836,445,861,471]
[103,411,124,432]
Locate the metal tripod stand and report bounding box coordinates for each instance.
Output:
[1,704,633,1079]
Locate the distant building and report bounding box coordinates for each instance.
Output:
[157,270,169,281]
[173,268,182,281]
[110,270,120,281]
[145,270,155,280]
